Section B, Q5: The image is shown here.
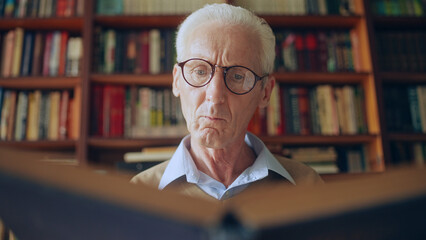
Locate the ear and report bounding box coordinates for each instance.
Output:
[172,64,181,97]
[258,76,275,108]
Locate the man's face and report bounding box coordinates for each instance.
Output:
[173,23,275,149]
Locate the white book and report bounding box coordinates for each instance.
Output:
[14,91,29,141]
[417,86,426,133]
[149,29,161,74]
[49,32,61,76]
[413,143,425,167]
[343,85,357,134]
[67,37,82,76]
[0,91,11,140]
[38,0,47,17]
[267,85,280,136]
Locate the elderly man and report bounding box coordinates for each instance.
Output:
[131,3,323,200]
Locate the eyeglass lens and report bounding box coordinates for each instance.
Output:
[182,59,257,94]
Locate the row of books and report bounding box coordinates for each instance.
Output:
[0,0,84,18]
[119,145,367,174]
[249,84,368,136]
[376,31,426,73]
[91,85,187,138]
[384,85,426,133]
[0,28,82,78]
[96,0,225,15]
[371,0,425,16]
[276,145,368,174]
[234,0,356,15]
[390,141,426,166]
[93,28,175,75]
[275,30,359,73]
[0,88,79,141]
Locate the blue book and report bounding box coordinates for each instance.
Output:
[408,86,422,132]
[96,0,123,15]
[20,32,35,76]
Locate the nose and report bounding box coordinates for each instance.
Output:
[206,67,227,104]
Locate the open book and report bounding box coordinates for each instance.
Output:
[1,147,426,239]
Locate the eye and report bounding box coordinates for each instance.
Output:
[194,68,207,76]
[233,73,244,81]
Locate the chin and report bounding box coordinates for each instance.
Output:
[195,129,229,149]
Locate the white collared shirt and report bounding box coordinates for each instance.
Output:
[159,132,295,200]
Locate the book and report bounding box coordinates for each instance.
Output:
[124,146,177,163]
[6,90,17,141]
[20,31,34,76]
[58,90,69,140]
[408,86,422,132]
[1,30,15,77]
[149,29,161,74]
[48,91,61,140]
[31,32,44,76]
[11,28,24,77]
[26,90,42,140]
[14,91,29,141]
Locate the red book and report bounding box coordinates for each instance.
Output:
[305,33,318,72]
[42,33,53,76]
[317,31,328,72]
[298,87,311,135]
[140,31,150,74]
[56,0,67,17]
[295,34,305,72]
[58,31,69,76]
[91,85,104,136]
[110,86,125,137]
[64,0,76,17]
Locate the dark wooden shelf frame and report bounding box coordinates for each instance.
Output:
[0,140,76,150]
[0,17,84,32]
[0,77,80,89]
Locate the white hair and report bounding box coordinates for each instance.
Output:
[175,3,276,75]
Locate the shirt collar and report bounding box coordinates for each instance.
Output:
[158,133,295,190]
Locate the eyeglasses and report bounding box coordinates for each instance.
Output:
[177,58,268,95]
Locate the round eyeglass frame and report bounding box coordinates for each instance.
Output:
[177,58,269,95]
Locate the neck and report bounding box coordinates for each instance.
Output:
[189,135,256,188]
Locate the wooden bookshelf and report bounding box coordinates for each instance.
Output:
[10,0,426,175]
[364,0,426,166]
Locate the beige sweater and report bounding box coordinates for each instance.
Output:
[131,155,323,201]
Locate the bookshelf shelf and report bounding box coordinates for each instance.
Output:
[262,15,362,28]
[379,73,426,84]
[261,135,377,145]
[0,77,81,89]
[88,137,181,149]
[0,17,84,32]
[93,14,362,29]
[90,74,172,86]
[274,72,370,84]
[366,0,426,166]
[94,15,186,28]
[372,16,426,29]
[0,140,76,150]
[387,133,426,142]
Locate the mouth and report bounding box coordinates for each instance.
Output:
[202,116,227,122]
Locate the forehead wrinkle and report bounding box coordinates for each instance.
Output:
[185,23,261,72]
